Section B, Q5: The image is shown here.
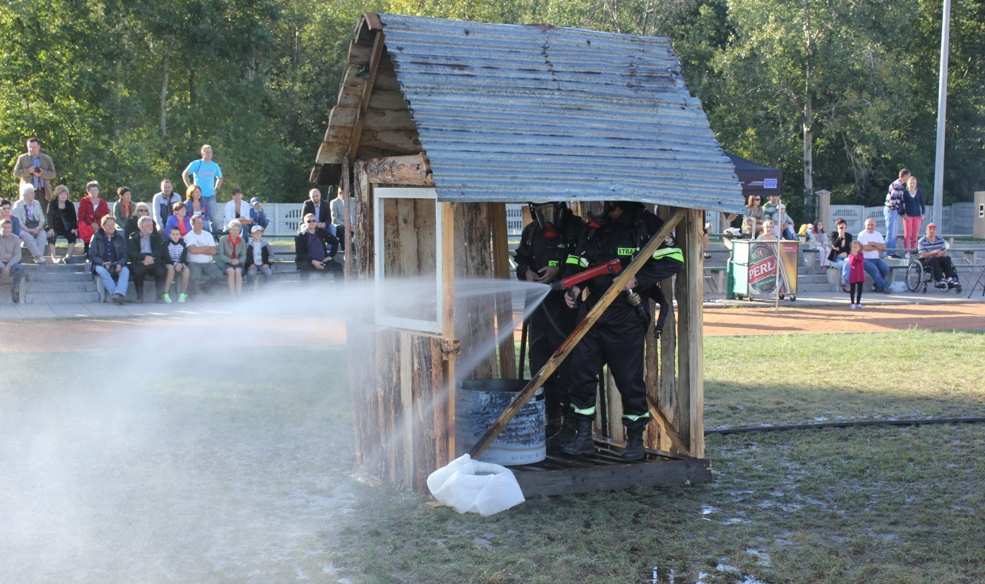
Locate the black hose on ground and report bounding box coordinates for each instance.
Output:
[705,416,985,436]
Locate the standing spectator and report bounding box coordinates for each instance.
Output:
[294,212,340,279]
[857,218,891,293]
[901,175,925,256]
[113,186,136,237]
[159,226,191,304]
[330,188,351,250]
[78,181,110,254]
[128,216,165,303]
[184,185,211,232]
[828,219,853,291]
[249,197,270,231]
[45,184,79,264]
[12,184,49,263]
[302,188,333,234]
[245,225,272,289]
[89,215,129,304]
[163,202,192,239]
[184,213,223,295]
[216,220,246,296]
[883,168,909,257]
[222,187,253,234]
[918,223,961,291]
[847,241,865,309]
[151,179,182,232]
[0,218,25,303]
[814,222,830,268]
[740,195,764,237]
[12,137,57,203]
[181,144,223,225]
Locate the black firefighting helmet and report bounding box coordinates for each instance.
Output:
[604,201,644,219]
[528,202,568,230]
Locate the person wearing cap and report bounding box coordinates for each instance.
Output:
[244,224,272,289]
[917,223,961,291]
[78,180,110,254]
[248,196,270,231]
[223,187,253,234]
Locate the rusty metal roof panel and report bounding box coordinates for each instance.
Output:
[378,13,743,213]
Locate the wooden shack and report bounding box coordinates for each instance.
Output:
[310,13,744,495]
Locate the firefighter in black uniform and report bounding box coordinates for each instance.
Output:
[515,202,585,436]
[560,201,684,460]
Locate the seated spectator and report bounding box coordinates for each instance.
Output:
[152,179,182,233]
[294,212,341,279]
[857,218,891,293]
[0,218,25,303]
[828,219,853,291]
[125,202,153,237]
[128,216,165,303]
[0,200,22,236]
[756,219,779,240]
[762,194,797,240]
[216,220,246,296]
[46,185,79,264]
[740,195,764,237]
[249,197,270,231]
[245,225,272,289]
[12,183,48,263]
[89,215,129,304]
[814,222,830,267]
[918,223,960,291]
[302,188,334,235]
[163,202,192,240]
[184,213,223,295]
[223,187,253,234]
[78,180,110,254]
[159,226,191,304]
[185,185,212,233]
[114,186,136,237]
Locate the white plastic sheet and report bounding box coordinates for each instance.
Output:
[426,455,525,516]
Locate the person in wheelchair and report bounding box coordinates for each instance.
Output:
[917,223,960,291]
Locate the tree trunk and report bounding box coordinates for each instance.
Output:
[803,98,814,222]
[160,48,169,138]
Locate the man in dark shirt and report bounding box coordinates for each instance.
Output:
[829,218,853,292]
[294,212,340,279]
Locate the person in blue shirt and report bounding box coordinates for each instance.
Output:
[181,144,223,229]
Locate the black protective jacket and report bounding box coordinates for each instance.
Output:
[514,215,585,283]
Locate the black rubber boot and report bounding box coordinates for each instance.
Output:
[622,418,648,461]
[560,413,594,456]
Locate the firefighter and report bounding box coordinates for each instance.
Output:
[560,201,684,460]
[515,202,584,436]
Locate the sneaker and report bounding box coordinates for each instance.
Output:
[935,280,948,290]
[162,293,173,304]
[11,289,19,304]
[112,293,125,305]
[177,293,188,303]
[850,303,857,309]
[841,284,850,293]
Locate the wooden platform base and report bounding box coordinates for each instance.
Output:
[510,446,712,498]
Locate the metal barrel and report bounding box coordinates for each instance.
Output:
[456,379,546,466]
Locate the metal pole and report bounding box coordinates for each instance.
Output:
[932,0,952,227]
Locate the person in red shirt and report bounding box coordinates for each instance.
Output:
[847,240,866,309]
[77,180,110,253]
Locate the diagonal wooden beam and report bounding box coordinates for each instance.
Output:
[646,395,687,454]
[348,29,385,159]
[470,208,687,458]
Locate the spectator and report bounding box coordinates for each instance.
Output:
[857,218,891,293]
[814,222,830,268]
[0,218,25,303]
[12,137,57,203]
[740,195,764,237]
[301,188,333,234]
[829,219,853,291]
[216,219,246,296]
[163,202,192,240]
[113,186,136,237]
[151,178,182,232]
[0,200,22,236]
[884,168,909,257]
[245,225,272,289]
[45,184,79,264]
[847,241,865,309]
[184,213,223,295]
[128,216,165,303]
[78,180,110,254]
[902,175,925,256]
[249,197,270,231]
[294,212,340,279]
[330,188,351,250]
[159,226,190,304]
[12,183,49,263]
[918,223,960,291]
[128,202,154,237]
[181,144,223,226]
[89,215,129,304]
[756,219,779,240]
[223,187,253,234]
[184,185,212,232]
[762,194,797,240]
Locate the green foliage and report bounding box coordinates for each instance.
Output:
[0,0,982,209]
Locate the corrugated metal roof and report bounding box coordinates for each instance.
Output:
[378,14,743,213]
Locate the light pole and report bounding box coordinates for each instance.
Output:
[932,0,951,227]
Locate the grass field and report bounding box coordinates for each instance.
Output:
[1,328,984,583]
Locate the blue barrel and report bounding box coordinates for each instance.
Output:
[456,379,546,466]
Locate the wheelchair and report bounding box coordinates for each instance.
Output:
[904,256,962,294]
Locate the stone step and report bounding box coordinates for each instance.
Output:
[25,280,99,293]
[23,291,102,304]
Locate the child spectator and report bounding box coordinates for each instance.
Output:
[249,197,270,230]
[163,202,192,240]
[46,185,79,264]
[78,180,110,254]
[0,218,25,303]
[847,241,865,309]
[159,226,191,303]
[244,225,272,289]
[216,219,246,296]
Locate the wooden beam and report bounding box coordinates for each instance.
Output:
[646,395,687,453]
[368,90,409,111]
[348,30,385,159]
[400,332,415,486]
[490,203,517,379]
[364,153,432,186]
[363,108,416,131]
[440,202,457,461]
[360,129,422,154]
[513,457,711,498]
[469,209,686,458]
[340,156,352,279]
[684,209,706,458]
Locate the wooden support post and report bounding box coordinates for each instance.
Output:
[440,202,457,462]
[348,30,385,159]
[399,332,414,486]
[364,153,433,186]
[684,209,706,457]
[469,209,686,458]
[341,156,352,280]
[491,203,517,379]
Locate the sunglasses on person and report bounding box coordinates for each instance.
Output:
[306,219,316,224]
